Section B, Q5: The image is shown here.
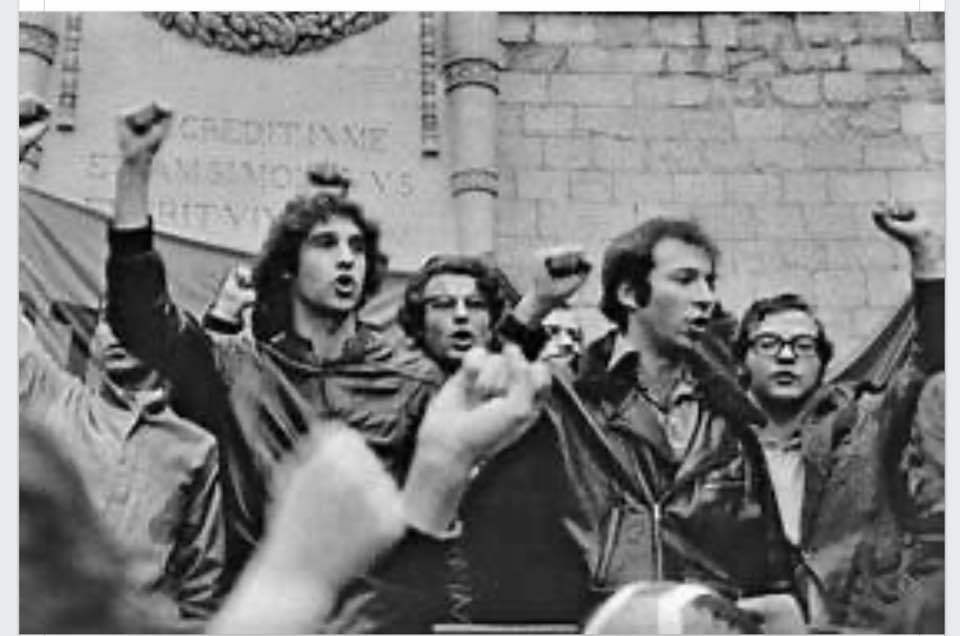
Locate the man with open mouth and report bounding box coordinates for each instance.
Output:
[397,254,509,376]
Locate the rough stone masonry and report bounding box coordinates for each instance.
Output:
[493,12,944,367]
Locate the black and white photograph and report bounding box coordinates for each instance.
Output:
[16,6,948,634]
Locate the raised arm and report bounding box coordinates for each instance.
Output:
[871,200,944,373]
[105,103,223,430]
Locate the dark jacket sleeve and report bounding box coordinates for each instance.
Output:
[913,278,943,374]
[171,443,226,623]
[105,223,223,435]
[496,312,550,361]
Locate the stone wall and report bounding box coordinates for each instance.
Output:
[494,12,944,367]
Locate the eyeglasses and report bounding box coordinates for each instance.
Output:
[423,295,490,313]
[545,324,583,343]
[749,333,820,358]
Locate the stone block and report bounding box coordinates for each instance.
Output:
[847,101,901,137]
[781,107,850,140]
[780,45,844,72]
[499,13,534,43]
[906,42,945,70]
[664,47,727,76]
[570,170,614,204]
[733,107,784,139]
[796,13,858,46]
[499,136,544,168]
[736,14,797,51]
[855,238,903,268]
[863,137,925,169]
[594,14,653,47]
[888,169,945,202]
[920,135,944,163]
[524,104,574,136]
[608,138,648,170]
[613,172,675,204]
[651,15,701,46]
[498,168,518,200]
[674,174,728,204]
[691,205,756,240]
[805,141,863,169]
[701,14,738,48]
[727,173,782,202]
[854,13,907,41]
[677,111,734,140]
[646,141,705,174]
[496,199,538,237]
[567,46,664,74]
[503,44,567,73]
[550,73,634,106]
[500,72,548,103]
[803,203,869,239]
[813,269,868,307]
[866,269,911,306]
[770,74,821,106]
[882,73,944,102]
[517,169,566,200]
[575,106,635,137]
[636,75,713,108]
[783,172,828,203]
[900,103,944,135]
[542,137,590,169]
[846,44,903,72]
[702,142,754,172]
[752,204,808,239]
[498,103,524,135]
[827,171,890,203]
[632,109,687,140]
[534,14,597,44]
[751,140,806,170]
[822,72,869,104]
[907,12,944,41]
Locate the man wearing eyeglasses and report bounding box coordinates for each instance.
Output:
[732,201,944,632]
[397,255,509,375]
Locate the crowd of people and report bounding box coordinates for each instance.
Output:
[19,93,945,634]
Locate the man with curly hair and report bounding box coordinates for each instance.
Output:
[397,254,510,374]
[103,102,450,631]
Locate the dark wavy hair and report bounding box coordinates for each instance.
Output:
[250,175,388,341]
[600,217,719,330]
[397,254,508,350]
[733,293,834,366]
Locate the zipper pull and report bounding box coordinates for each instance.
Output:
[653,501,664,580]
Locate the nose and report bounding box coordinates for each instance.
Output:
[452,298,469,321]
[336,242,355,267]
[775,342,797,362]
[692,278,716,310]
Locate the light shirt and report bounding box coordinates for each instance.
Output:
[753,427,804,546]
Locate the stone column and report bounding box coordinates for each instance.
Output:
[19,12,61,175]
[443,12,499,256]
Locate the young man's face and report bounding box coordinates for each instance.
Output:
[743,309,824,406]
[293,215,367,315]
[421,273,492,369]
[633,237,717,353]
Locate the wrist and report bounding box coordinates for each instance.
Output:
[513,294,552,328]
[402,443,472,536]
[909,237,945,280]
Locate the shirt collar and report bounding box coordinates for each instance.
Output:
[607,332,639,373]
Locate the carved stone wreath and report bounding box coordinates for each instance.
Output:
[144,12,390,57]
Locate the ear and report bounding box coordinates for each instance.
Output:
[616,281,639,311]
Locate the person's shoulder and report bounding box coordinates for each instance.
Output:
[352,324,445,386]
